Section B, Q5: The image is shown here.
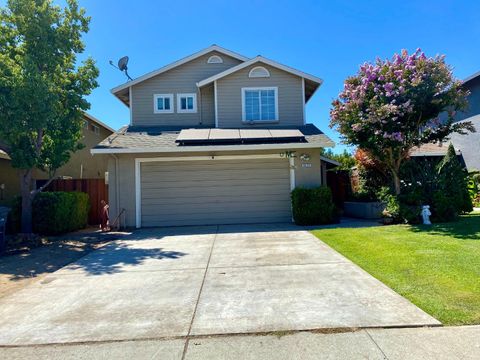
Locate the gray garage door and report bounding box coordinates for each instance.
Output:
[140,158,292,227]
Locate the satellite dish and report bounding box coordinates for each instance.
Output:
[109,56,133,81]
[118,56,129,71]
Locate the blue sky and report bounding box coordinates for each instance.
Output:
[5,0,480,153]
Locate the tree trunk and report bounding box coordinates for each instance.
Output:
[392,169,401,195]
[19,169,33,235]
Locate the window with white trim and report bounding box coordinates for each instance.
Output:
[248,66,270,78]
[154,94,174,114]
[177,93,197,113]
[207,55,223,64]
[242,87,278,121]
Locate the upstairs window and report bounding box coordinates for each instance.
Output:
[242,87,278,122]
[154,94,174,114]
[92,125,100,135]
[177,93,197,113]
[207,55,223,64]
[248,66,270,78]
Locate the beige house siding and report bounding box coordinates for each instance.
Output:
[0,158,20,206]
[216,63,304,128]
[106,148,322,228]
[0,116,113,206]
[131,51,243,127]
[35,123,112,180]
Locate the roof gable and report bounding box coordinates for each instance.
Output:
[111,45,249,95]
[197,56,323,87]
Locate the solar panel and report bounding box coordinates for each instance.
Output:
[175,128,305,145]
[240,129,271,139]
[209,129,240,140]
[269,129,304,138]
[175,128,210,142]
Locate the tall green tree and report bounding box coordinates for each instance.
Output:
[0,0,98,235]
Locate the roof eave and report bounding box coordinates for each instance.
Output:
[91,141,334,155]
[83,112,116,133]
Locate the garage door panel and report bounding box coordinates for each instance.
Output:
[141,188,289,200]
[141,179,289,191]
[141,159,285,171]
[141,199,291,215]
[141,170,288,183]
[142,193,290,204]
[140,158,291,227]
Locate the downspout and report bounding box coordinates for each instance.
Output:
[111,154,120,227]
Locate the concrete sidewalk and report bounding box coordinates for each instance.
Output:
[1,326,478,359]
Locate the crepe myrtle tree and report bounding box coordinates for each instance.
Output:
[330,49,474,195]
[0,0,98,235]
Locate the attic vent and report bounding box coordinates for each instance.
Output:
[249,66,270,78]
[207,55,223,64]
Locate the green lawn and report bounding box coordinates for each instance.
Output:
[312,212,480,325]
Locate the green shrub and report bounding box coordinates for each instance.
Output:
[9,192,89,235]
[291,186,336,226]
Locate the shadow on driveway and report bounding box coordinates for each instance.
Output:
[66,242,187,275]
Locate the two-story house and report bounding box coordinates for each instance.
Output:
[92,45,335,228]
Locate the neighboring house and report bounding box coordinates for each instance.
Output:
[410,71,480,169]
[92,45,335,228]
[448,71,480,170]
[0,113,114,206]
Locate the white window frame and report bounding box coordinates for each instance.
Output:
[92,124,100,135]
[207,55,223,64]
[248,66,270,78]
[241,87,279,122]
[177,93,197,113]
[153,94,174,114]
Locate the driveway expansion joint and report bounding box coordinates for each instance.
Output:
[181,225,219,360]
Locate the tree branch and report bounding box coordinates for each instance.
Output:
[31,171,58,197]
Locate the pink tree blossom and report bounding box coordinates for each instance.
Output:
[330,49,474,194]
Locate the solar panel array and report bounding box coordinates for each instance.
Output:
[176,128,305,145]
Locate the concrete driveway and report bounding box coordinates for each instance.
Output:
[0,224,439,345]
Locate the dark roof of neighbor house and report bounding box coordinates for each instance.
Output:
[91,123,335,154]
[463,70,480,85]
[409,142,461,157]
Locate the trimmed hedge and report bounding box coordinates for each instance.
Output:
[291,186,336,225]
[10,192,90,235]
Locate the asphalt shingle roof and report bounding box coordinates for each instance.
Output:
[93,124,335,152]
[409,142,461,157]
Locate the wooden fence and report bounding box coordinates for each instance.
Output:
[327,170,351,208]
[43,179,108,225]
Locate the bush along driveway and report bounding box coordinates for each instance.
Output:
[312,212,480,325]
